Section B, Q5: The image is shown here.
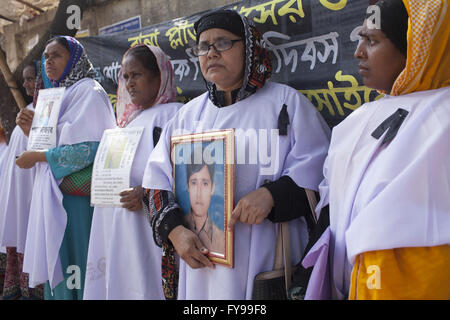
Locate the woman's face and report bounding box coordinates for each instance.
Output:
[122,54,161,108]
[198,28,245,92]
[354,20,406,93]
[44,40,70,81]
[22,65,36,97]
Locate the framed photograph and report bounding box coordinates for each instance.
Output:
[171,129,235,268]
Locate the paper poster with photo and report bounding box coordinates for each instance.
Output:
[171,129,235,267]
[91,127,144,207]
[27,87,65,151]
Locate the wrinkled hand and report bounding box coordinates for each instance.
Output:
[16,109,34,137]
[228,187,274,230]
[16,150,46,169]
[168,225,215,269]
[120,186,144,211]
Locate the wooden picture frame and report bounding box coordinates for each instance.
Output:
[171,129,235,268]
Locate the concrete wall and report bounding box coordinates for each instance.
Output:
[3,0,240,70]
[3,7,57,71]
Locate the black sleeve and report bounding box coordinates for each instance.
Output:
[263,175,315,227]
[157,208,185,244]
[146,188,185,247]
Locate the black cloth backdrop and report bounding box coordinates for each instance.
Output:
[79,0,380,128]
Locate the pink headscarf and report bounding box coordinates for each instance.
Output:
[117,45,177,128]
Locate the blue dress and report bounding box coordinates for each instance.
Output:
[43,142,98,300]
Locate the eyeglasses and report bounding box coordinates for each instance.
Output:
[192,38,243,56]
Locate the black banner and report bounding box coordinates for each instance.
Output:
[79,0,380,128]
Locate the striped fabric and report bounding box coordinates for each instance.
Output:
[146,188,180,300]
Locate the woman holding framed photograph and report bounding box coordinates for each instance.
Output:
[143,10,331,300]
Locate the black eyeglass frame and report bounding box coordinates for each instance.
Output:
[192,38,243,56]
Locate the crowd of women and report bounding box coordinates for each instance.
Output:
[0,0,448,300]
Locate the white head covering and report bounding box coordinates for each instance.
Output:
[0,105,36,254]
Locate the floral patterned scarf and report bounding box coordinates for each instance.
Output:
[205,13,273,107]
[47,36,95,88]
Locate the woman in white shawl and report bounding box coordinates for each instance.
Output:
[142,10,331,300]
[15,36,116,300]
[84,45,180,299]
[0,61,45,299]
[302,0,450,300]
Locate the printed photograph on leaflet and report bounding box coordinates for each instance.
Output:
[91,127,144,207]
[27,87,65,151]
